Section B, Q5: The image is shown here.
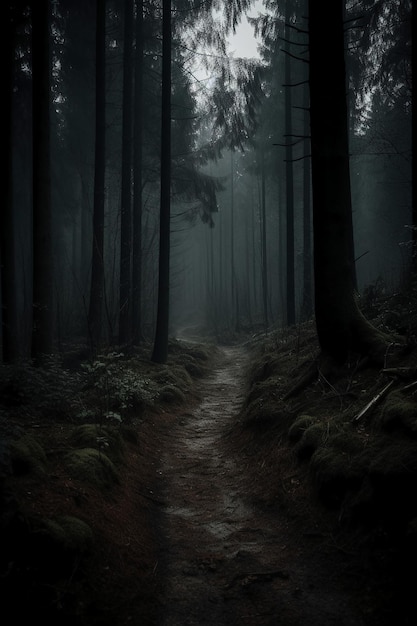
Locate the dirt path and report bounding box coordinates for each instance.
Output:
[153,346,372,626]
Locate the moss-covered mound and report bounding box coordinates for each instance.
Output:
[378,390,417,436]
[9,434,48,475]
[70,423,126,462]
[168,339,217,379]
[27,514,94,575]
[65,448,119,489]
[240,313,417,540]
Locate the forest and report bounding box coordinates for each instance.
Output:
[0,0,416,625]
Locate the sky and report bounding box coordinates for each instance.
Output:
[191,1,265,86]
[226,0,264,60]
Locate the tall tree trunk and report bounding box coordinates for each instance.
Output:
[412,0,417,274]
[285,2,295,327]
[119,0,134,346]
[251,189,258,317]
[260,147,268,330]
[88,0,106,350]
[230,150,238,330]
[308,0,394,364]
[80,174,91,295]
[151,0,171,364]
[244,203,253,329]
[302,83,312,319]
[1,5,19,361]
[31,0,54,360]
[132,0,144,344]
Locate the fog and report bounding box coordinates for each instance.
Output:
[1,0,412,359]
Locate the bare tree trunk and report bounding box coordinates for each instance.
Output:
[31,0,54,360]
[230,150,239,331]
[260,147,268,330]
[151,0,171,364]
[251,188,258,318]
[302,82,312,319]
[132,0,144,344]
[285,1,295,327]
[309,0,394,363]
[1,5,19,361]
[412,0,417,274]
[119,0,134,346]
[88,0,106,350]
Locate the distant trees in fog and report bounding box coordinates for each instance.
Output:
[1,0,413,363]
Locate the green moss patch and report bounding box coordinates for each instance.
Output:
[25,514,93,579]
[155,365,193,393]
[288,414,317,443]
[10,434,48,476]
[65,447,119,489]
[174,354,205,378]
[159,384,186,405]
[310,445,366,508]
[242,395,292,434]
[294,422,328,460]
[35,514,93,556]
[379,391,417,436]
[70,423,125,461]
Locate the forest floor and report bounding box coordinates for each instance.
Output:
[1,285,417,625]
[151,344,375,626]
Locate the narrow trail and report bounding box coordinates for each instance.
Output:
[154,346,370,626]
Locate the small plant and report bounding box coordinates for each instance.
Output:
[81,353,158,424]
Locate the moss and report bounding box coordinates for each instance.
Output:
[159,384,186,405]
[65,447,119,489]
[186,345,210,362]
[349,440,417,528]
[35,514,93,554]
[155,366,193,393]
[379,391,417,436]
[248,354,281,384]
[28,514,93,577]
[246,378,281,406]
[369,441,417,489]
[70,423,125,461]
[243,395,291,434]
[10,434,48,476]
[55,515,94,553]
[168,339,214,365]
[295,422,328,460]
[175,354,204,378]
[288,414,317,443]
[310,446,366,508]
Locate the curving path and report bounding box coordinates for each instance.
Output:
[154,346,370,626]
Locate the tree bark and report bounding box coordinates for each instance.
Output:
[151,0,171,364]
[31,0,54,360]
[260,147,268,330]
[1,5,19,361]
[88,0,106,350]
[119,0,134,346]
[412,0,417,273]
[132,0,144,344]
[302,82,312,320]
[285,1,295,327]
[308,0,395,364]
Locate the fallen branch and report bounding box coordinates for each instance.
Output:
[382,367,417,380]
[402,379,417,392]
[353,379,395,422]
[228,569,290,589]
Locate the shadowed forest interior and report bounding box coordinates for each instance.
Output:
[0,1,416,625]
